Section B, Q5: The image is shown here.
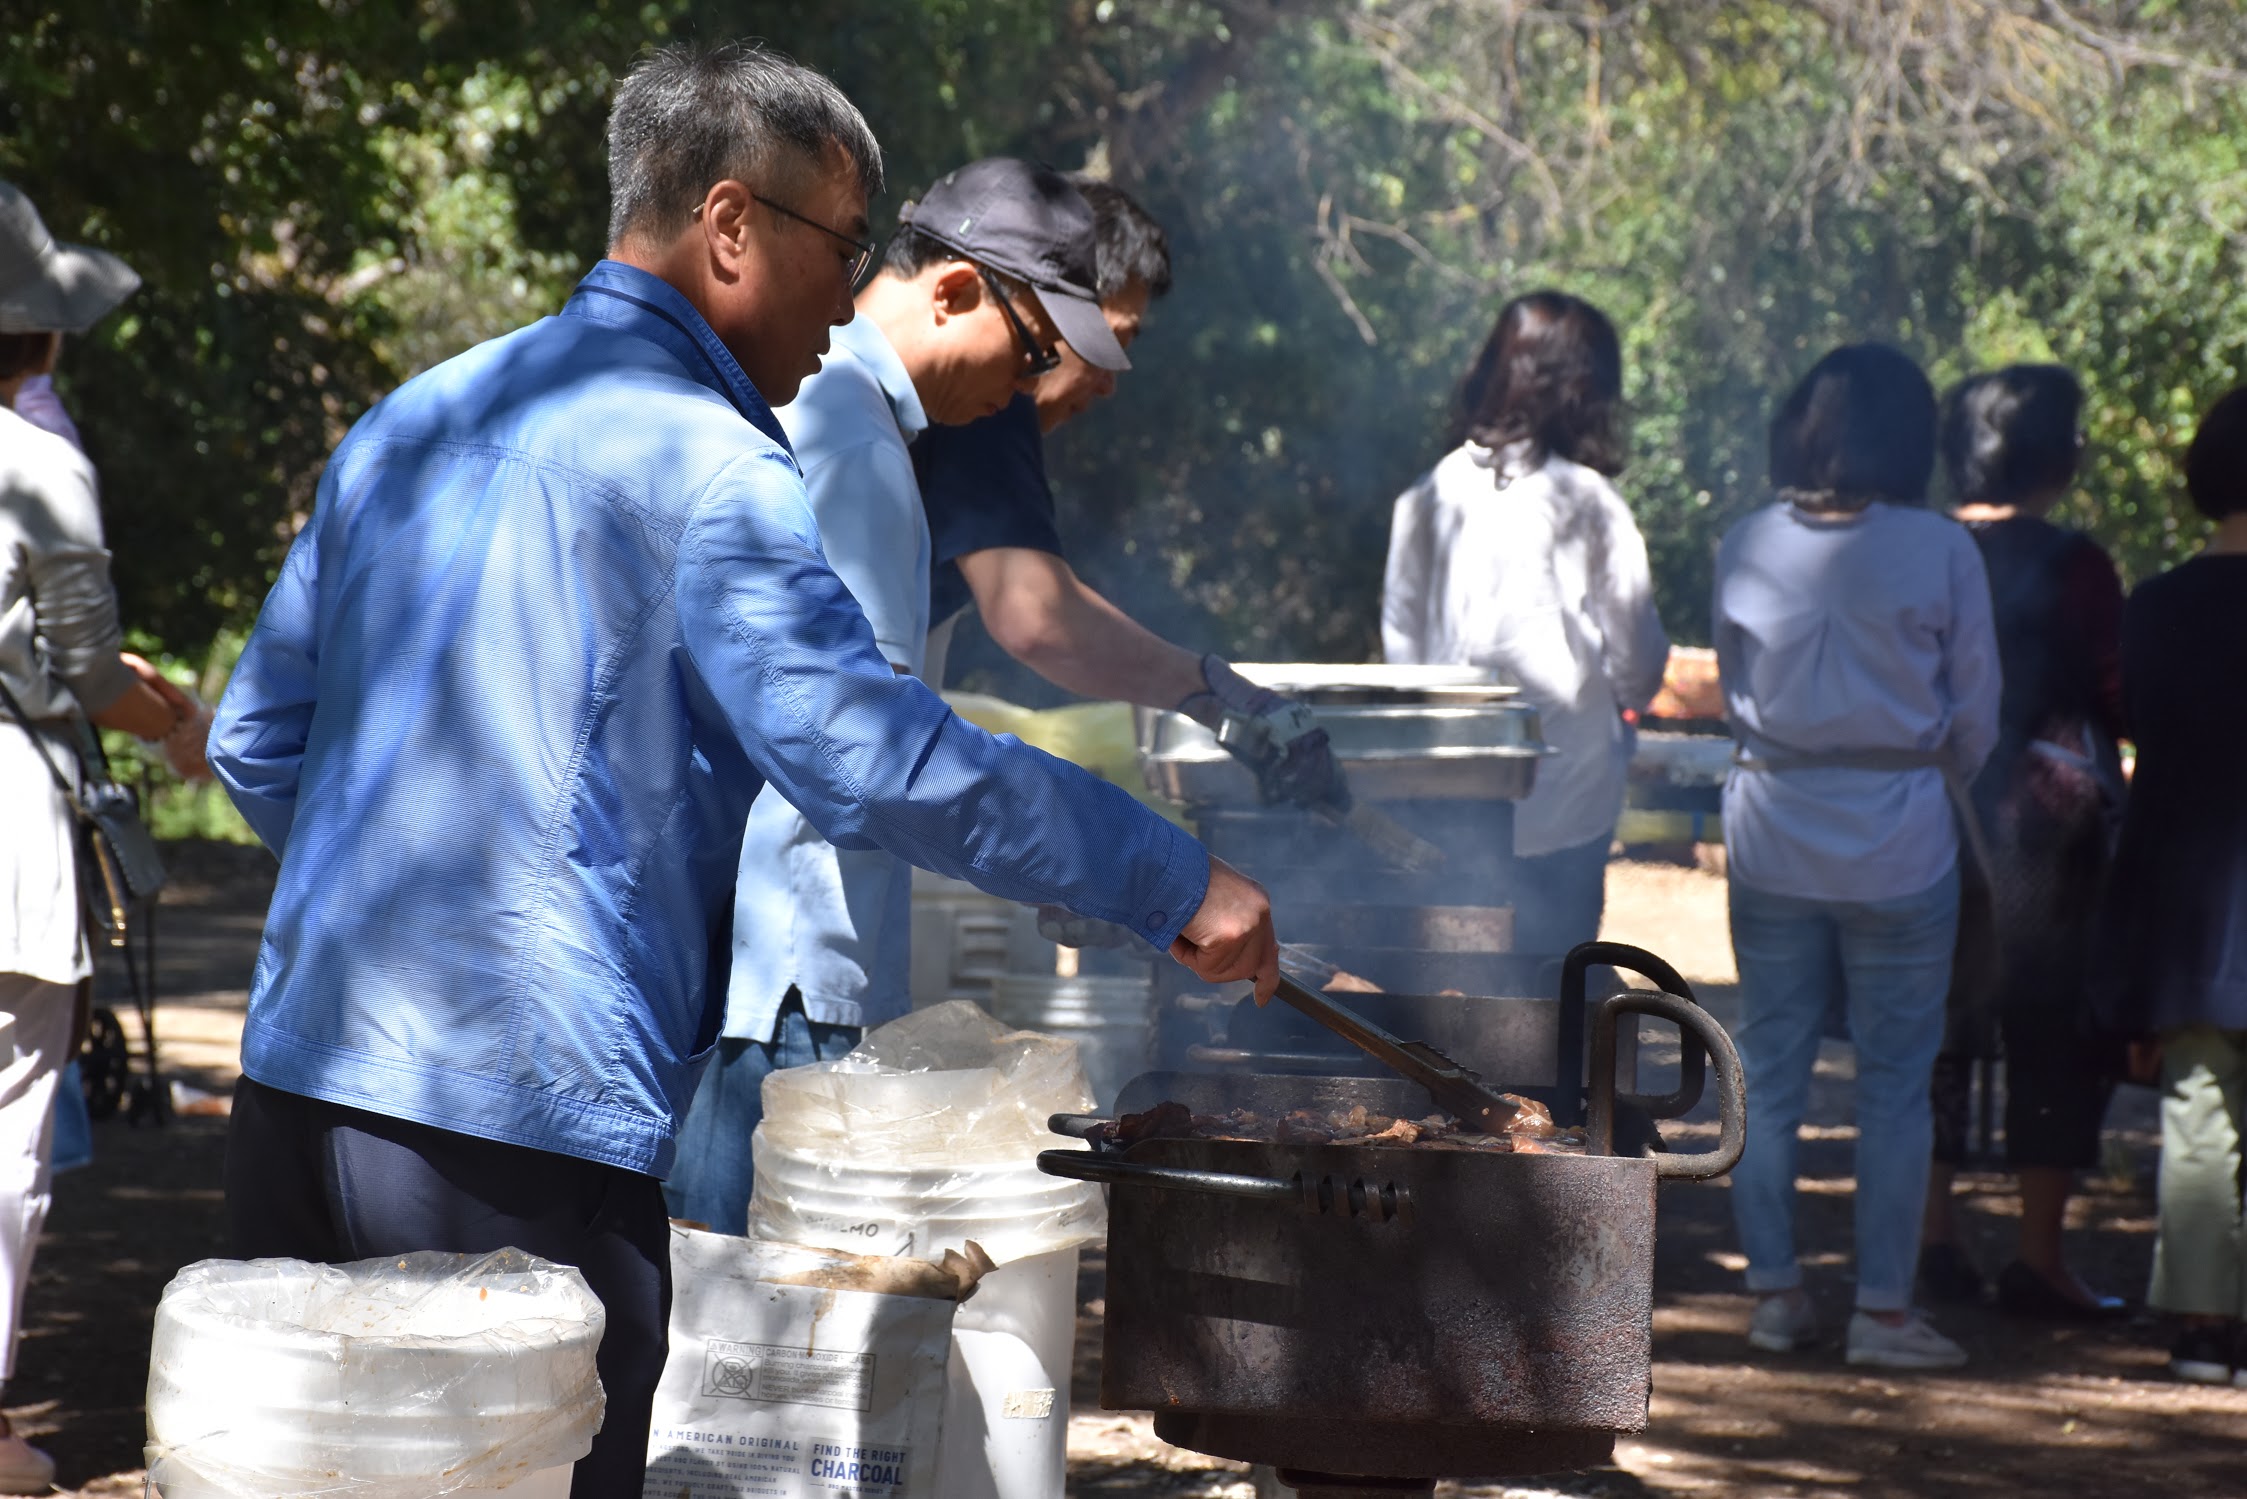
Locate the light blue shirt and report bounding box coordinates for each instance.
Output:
[729,318,931,1040]
[1713,500,2000,903]
[209,262,1209,1176]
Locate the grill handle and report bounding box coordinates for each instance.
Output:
[1036,1150,1304,1204]
[1557,941,1705,1126]
[1586,990,1744,1181]
[1036,1148,1417,1225]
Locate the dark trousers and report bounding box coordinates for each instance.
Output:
[225,1077,669,1499]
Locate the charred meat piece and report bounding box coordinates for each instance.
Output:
[1503,1096,1559,1137]
[1333,1116,1423,1147]
[1095,1099,1195,1149]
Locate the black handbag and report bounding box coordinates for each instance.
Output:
[0,676,167,944]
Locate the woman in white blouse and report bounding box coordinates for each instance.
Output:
[1382,290,1668,956]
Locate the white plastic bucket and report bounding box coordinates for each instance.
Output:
[988,973,1153,1112]
[934,1247,1079,1499]
[746,1006,1106,1499]
[145,1251,603,1499]
[747,1143,1092,1499]
[152,1463,574,1499]
[749,1132,1102,1266]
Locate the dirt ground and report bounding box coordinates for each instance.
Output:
[25,845,2243,1498]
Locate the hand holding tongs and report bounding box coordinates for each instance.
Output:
[1270,964,1521,1135]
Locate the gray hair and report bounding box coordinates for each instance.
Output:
[606,41,884,250]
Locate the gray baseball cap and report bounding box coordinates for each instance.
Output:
[899,158,1130,373]
[0,182,139,335]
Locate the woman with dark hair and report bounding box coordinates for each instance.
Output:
[2091,386,2247,1383]
[1713,343,2000,1370]
[1917,365,2128,1320]
[1382,291,1668,954]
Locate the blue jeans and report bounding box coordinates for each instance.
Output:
[1727,864,1959,1312]
[662,995,859,1236]
[1510,833,1613,958]
[53,1060,92,1174]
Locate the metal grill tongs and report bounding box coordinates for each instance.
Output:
[1317,801,1446,873]
[1271,952,1521,1135]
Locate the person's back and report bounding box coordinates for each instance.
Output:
[2100,546,2247,1030]
[1382,290,1666,953]
[1969,517,2117,746]
[1917,363,2128,1320]
[237,284,795,1170]
[1392,442,1658,807]
[2092,384,2247,1384]
[1715,342,1996,1375]
[1716,498,1996,901]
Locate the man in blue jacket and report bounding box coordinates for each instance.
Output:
[209,42,1275,1494]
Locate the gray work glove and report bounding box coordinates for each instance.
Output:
[1036,905,1141,950]
[1176,655,1350,811]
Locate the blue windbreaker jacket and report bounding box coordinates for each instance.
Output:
[210,261,1207,1175]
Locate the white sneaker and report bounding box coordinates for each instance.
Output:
[1846,1310,1968,1369]
[1747,1291,1819,1352]
[0,1433,54,1493]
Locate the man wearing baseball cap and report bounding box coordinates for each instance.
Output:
[914,177,1349,888]
[664,158,1136,1233]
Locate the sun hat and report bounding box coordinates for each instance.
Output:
[0,182,139,335]
[898,158,1130,373]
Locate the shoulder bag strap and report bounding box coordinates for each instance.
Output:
[0,676,85,809]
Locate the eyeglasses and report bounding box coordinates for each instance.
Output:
[745,193,878,286]
[976,265,1063,377]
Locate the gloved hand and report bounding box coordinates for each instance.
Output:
[1176,655,1349,810]
[1035,905,1141,950]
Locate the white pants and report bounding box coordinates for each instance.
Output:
[0,975,71,1387]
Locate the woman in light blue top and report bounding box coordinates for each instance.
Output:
[1713,344,2000,1371]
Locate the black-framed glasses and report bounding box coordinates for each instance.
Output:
[748,193,878,286]
[976,265,1062,377]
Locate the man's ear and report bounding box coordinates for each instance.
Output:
[928,261,983,324]
[701,180,755,280]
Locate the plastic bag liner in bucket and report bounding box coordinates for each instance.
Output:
[747,1001,1105,1266]
[745,1003,1105,1499]
[145,1248,605,1499]
[988,973,1153,1114]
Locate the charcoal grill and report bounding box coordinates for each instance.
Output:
[1039,964,1744,1496]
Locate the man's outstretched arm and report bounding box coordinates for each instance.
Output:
[682,456,1279,998]
[960,543,1346,813]
[960,544,1204,708]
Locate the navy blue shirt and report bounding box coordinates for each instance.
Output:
[913,393,1065,627]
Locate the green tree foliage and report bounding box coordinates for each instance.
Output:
[5,0,2242,702]
[1036,0,2247,678]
